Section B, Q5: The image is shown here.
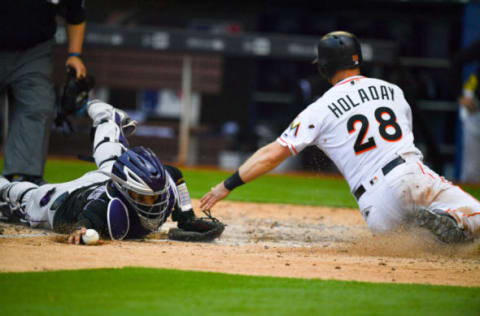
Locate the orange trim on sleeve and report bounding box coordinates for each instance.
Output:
[277,137,288,146]
[278,137,298,155]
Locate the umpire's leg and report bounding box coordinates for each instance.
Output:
[2,40,56,179]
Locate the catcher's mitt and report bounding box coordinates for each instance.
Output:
[61,66,95,115]
[168,210,225,242]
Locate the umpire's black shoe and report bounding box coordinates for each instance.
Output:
[416,209,473,243]
[5,174,47,186]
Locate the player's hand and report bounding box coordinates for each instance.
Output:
[66,56,86,79]
[68,227,87,245]
[200,182,231,211]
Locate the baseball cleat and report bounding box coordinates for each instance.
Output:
[87,99,137,136]
[415,209,472,243]
[113,109,137,137]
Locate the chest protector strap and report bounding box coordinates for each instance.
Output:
[107,198,130,240]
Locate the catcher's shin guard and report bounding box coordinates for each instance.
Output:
[416,209,473,243]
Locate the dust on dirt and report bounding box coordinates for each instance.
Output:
[0,200,479,286]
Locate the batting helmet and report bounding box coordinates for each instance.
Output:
[313,31,363,79]
[111,146,172,231]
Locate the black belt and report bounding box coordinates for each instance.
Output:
[353,156,406,200]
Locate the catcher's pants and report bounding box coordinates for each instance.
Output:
[357,153,480,238]
[4,102,125,229]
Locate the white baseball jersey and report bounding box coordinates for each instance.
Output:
[277,75,480,237]
[278,75,421,191]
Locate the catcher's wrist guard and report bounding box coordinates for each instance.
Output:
[168,210,225,242]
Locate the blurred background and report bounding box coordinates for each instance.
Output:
[2,0,479,182]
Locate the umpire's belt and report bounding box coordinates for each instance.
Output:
[353,156,406,201]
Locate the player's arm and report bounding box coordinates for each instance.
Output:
[67,200,109,245]
[200,141,291,210]
[64,0,87,78]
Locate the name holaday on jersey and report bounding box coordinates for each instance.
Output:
[328,85,395,118]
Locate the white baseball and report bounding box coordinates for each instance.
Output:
[82,229,99,245]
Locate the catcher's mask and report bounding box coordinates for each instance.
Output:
[110,146,171,231]
[61,66,95,115]
[312,31,363,79]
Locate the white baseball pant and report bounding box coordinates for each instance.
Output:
[357,153,480,238]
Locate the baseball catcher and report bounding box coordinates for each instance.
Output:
[201,31,480,244]
[0,100,225,244]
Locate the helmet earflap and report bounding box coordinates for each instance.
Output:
[317,63,328,79]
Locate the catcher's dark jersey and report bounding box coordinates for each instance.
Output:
[52,182,110,236]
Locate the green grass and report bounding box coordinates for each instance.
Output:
[29,158,480,208]
[0,267,479,316]
[183,168,358,208]
[2,158,480,208]
[2,158,357,207]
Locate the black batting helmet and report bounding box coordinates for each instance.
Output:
[313,31,363,79]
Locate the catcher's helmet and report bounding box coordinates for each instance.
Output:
[111,146,171,230]
[313,31,363,79]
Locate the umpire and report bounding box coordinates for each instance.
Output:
[0,0,87,185]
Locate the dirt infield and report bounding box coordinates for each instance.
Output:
[1,200,479,287]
